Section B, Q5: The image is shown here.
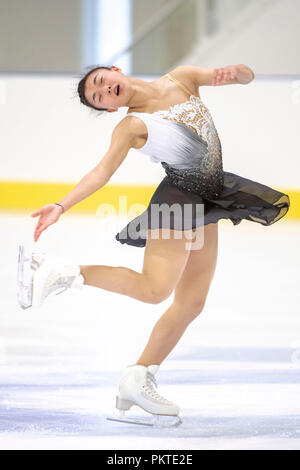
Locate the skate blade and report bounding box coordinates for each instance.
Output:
[17,245,33,309]
[107,412,182,428]
[17,245,45,309]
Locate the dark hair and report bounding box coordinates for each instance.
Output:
[77,65,113,112]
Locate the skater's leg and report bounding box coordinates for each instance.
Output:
[136,223,219,365]
[80,229,191,304]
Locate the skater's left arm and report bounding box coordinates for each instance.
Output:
[179,64,255,87]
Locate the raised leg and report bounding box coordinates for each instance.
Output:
[80,228,191,304]
[136,223,219,365]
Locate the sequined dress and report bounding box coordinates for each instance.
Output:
[115,73,290,247]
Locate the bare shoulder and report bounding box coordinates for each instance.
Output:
[114,114,145,136]
[122,113,147,131]
[168,66,200,95]
[122,113,147,135]
[112,115,147,149]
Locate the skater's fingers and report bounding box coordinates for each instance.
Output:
[34,222,42,234]
[31,210,41,217]
[216,68,224,85]
[224,68,231,81]
[35,223,49,240]
[34,222,44,241]
[34,228,44,242]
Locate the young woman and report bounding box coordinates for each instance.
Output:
[18,64,290,426]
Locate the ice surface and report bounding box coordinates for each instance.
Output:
[0,211,299,449]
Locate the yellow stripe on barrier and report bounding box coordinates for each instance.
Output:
[0,181,156,213]
[0,181,299,219]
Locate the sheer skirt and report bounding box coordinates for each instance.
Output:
[115,171,290,248]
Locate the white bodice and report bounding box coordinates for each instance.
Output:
[125,94,222,170]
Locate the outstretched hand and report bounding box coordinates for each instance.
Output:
[212,64,254,86]
[31,204,63,242]
[212,65,238,86]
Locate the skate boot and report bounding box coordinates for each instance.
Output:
[107,364,182,427]
[17,245,84,309]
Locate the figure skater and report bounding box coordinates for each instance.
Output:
[18,64,290,426]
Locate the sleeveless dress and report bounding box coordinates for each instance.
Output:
[115,73,290,247]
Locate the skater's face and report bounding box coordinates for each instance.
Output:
[84,66,129,112]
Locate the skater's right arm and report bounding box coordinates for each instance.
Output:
[31,118,138,242]
[53,118,137,211]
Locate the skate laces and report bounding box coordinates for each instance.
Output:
[142,371,171,404]
[147,371,157,388]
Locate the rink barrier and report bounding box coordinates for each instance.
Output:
[0,180,299,219]
[0,181,156,213]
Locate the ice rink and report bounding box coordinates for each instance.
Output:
[0,210,299,450]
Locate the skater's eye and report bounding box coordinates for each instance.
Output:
[98,77,103,103]
[92,74,103,104]
[93,73,102,86]
[92,91,101,104]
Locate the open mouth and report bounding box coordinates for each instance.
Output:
[114,84,120,96]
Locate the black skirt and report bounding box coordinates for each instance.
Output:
[115,171,290,248]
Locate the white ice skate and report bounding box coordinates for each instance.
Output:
[107,364,182,427]
[17,245,84,309]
